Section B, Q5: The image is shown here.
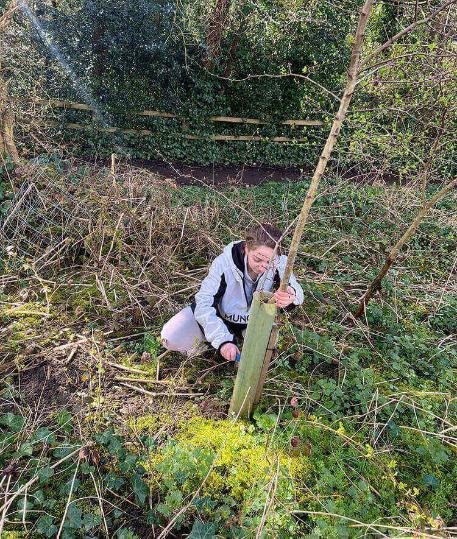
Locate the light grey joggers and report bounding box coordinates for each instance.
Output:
[160,306,207,356]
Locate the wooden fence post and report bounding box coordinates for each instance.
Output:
[253,323,279,406]
[229,292,276,418]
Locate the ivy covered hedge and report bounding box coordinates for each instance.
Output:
[9,1,456,174]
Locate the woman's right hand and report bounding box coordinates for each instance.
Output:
[220,342,240,361]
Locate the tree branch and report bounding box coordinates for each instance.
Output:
[279,0,375,293]
[354,177,457,318]
[360,0,457,67]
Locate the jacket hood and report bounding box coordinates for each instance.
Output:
[223,241,245,281]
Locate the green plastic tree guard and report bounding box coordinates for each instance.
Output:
[229,291,276,418]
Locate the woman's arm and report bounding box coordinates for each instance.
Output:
[274,256,305,307]
[287,271,304,305]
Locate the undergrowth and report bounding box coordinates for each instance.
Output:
[0,160,456,537]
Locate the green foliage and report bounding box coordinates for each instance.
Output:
[1,172,456,537]
[188,520,216,538]
[145,417,306,535]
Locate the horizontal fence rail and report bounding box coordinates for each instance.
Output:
[20,98,324,143]
[43,121,314,142]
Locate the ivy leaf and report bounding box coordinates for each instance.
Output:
[17,497,34,511]
[82,511,101,531]
[132,474,148,505]
[95,428,125,458]
[36,514,58,538]
[53,445,78,459]
[116,528,140,539]
[423,474,439,488]
[33,489,46,506]
[56,409,73,433]
[38,466,54,483]
[118,453,137,473]
[15,442,34,457]
[104,471,125,491]
[188,520,216,539]
[31,427,55,444]
[60,477,80,496]
[64,504,83,529]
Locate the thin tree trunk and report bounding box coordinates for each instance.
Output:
[0,79,19,164]
[420,110,446,202]
[204,0,231,70]
[229,0,375,420]
[354,177,457,319]
[279,0,374,293]
[0,2,19,162]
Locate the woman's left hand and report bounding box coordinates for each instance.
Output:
[273,286,296,308]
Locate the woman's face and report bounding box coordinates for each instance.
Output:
[245,244,275,276]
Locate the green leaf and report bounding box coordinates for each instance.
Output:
[33,489,46,506]
[17,497,34,511]
[60,477,80,496]
[82,511,101,531]
[188,520,216,539]
[423,474,439,488]
[53,445,78,459]
[95,428,125,457]
[104,471,125,491]
[64,504,83,529]
[61,530,76,539]
[36,514,58,538]
[15,442,34,457]
[116,528,140,539]
[253,412,277,432]
[0,413,25,433]
[56,409,73,433]
[118,453,137,473]
[31,427,55,444]
[132,474,148,505]
[38,466,54,483]
[156,502,172,518]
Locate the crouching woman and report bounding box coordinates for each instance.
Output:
[161,223,304,361]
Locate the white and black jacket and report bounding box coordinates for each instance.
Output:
[190,240,304,351]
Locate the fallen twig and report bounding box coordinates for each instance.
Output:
[106,361,152,375]
[118,382,203,398]
[114,376,185,387]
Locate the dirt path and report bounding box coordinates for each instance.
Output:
[79,157,403,186]
[118,159,304,186]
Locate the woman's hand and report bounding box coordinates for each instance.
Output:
[220,342,240,361]
[273,286,296,308]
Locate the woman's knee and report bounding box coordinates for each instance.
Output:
[160,321,184,353]
[160,307,205,355]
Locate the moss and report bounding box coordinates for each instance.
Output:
[128,414,158,435]
[147,417,307,508]
[128,403,200,436]
[0,301,62,354]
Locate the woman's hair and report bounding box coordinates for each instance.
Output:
[245,223,282,254]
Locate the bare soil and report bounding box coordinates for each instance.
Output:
[79,157,402,186]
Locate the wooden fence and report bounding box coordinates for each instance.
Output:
[22,98,323,143]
